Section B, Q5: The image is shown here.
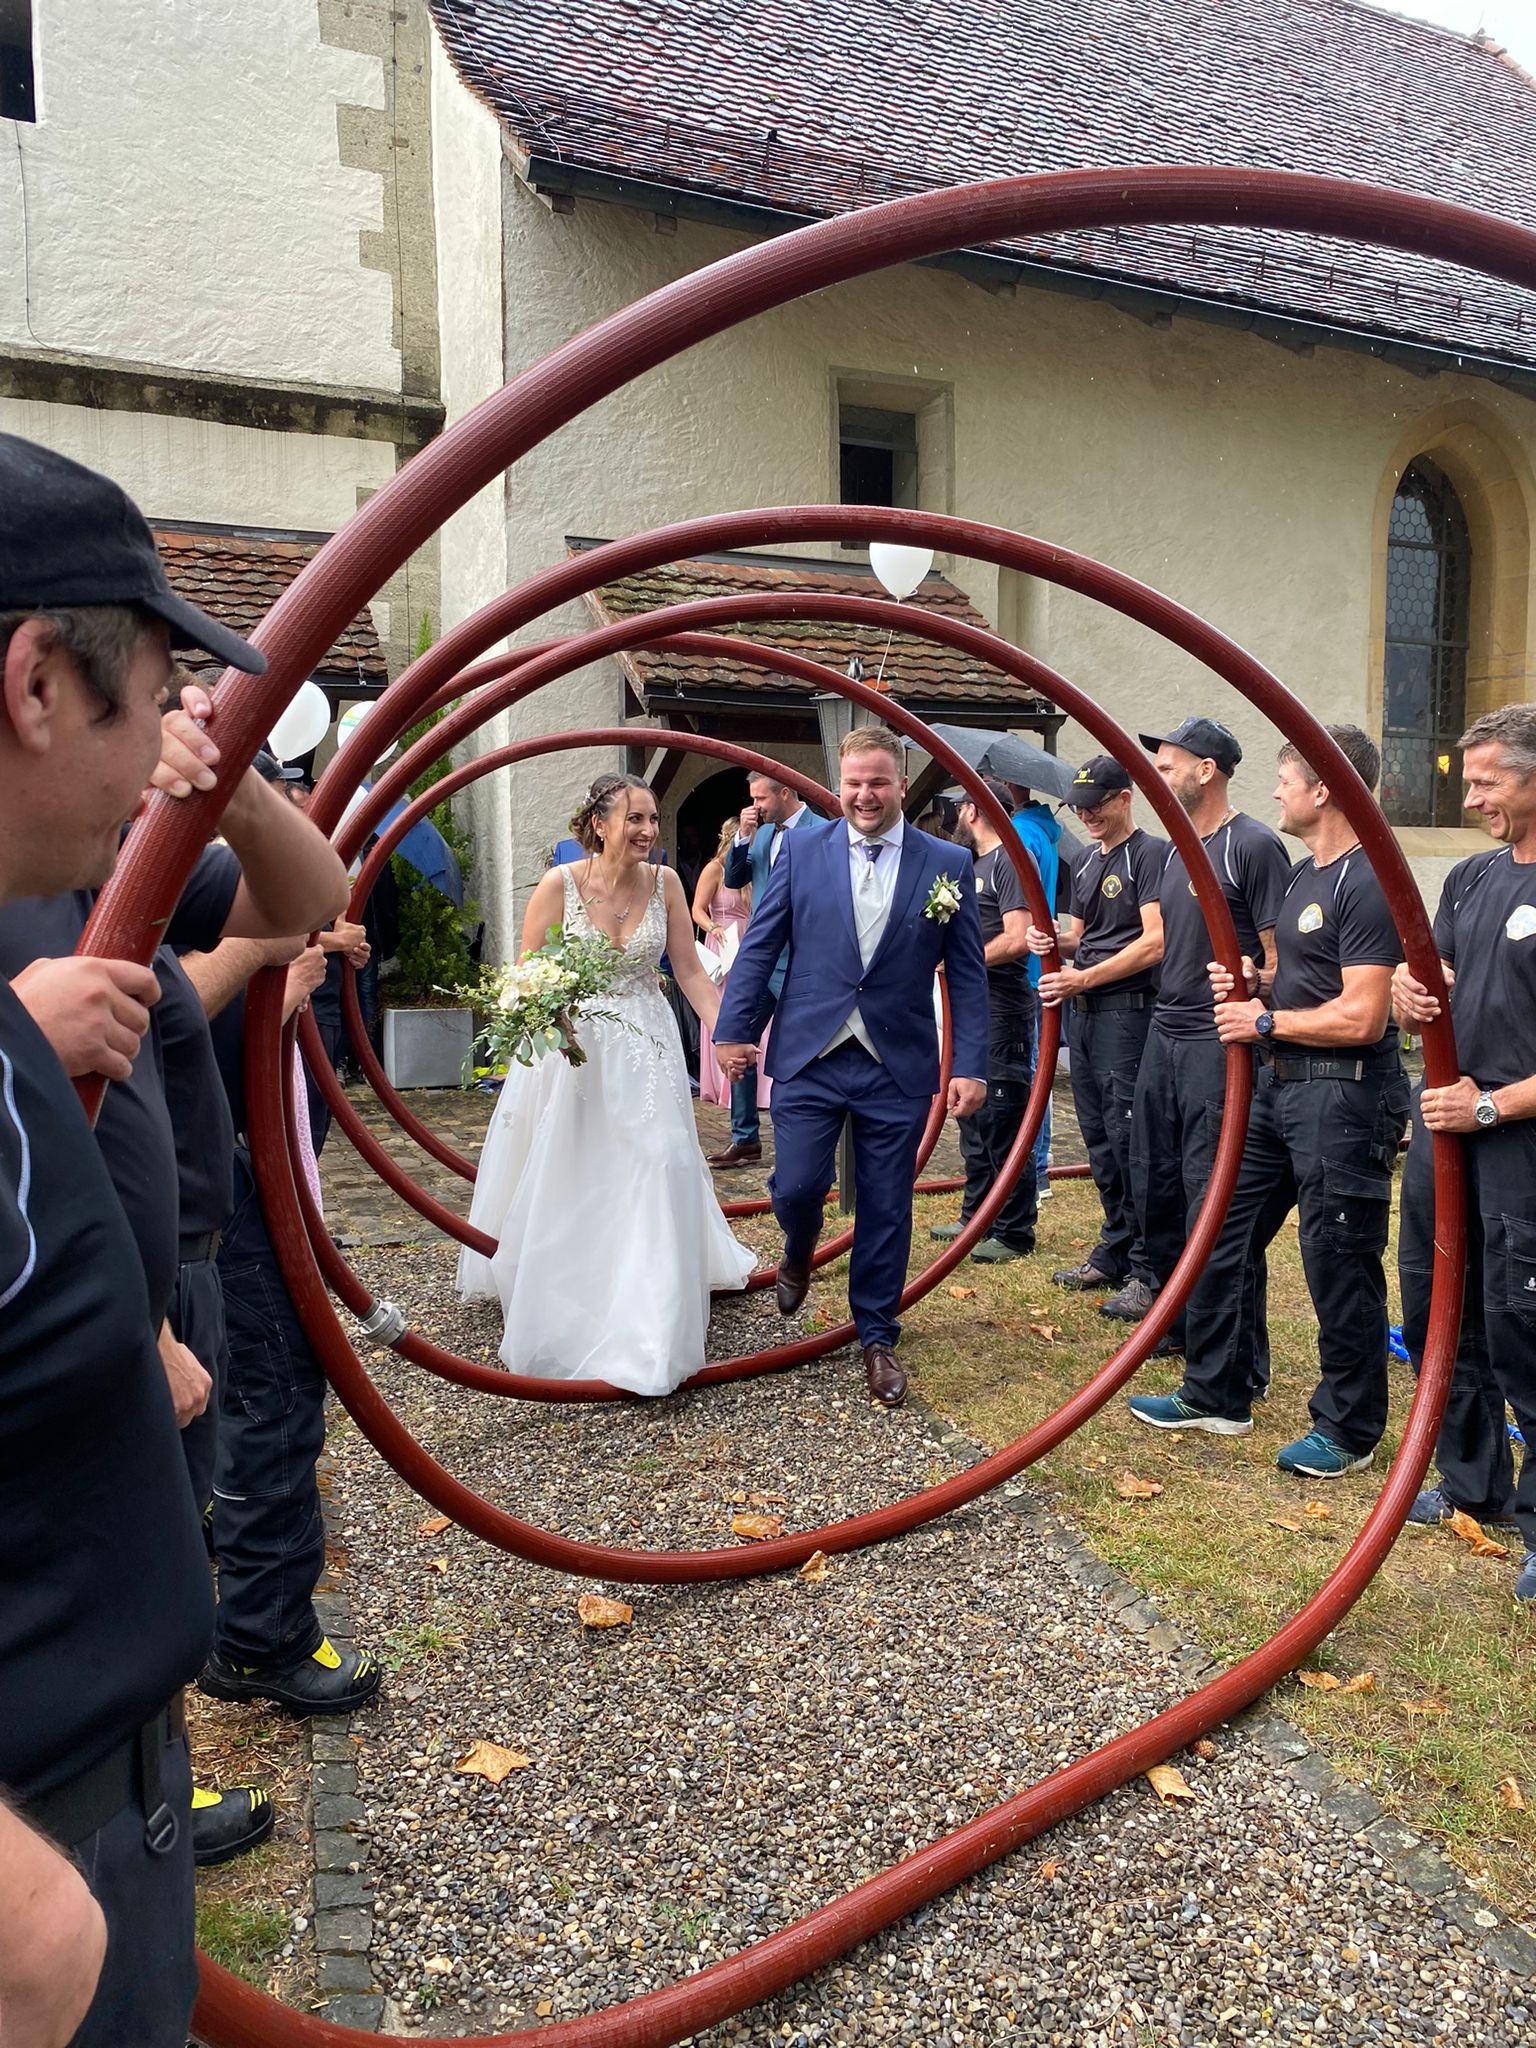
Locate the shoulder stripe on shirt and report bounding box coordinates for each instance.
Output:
[0,1048,38,1310]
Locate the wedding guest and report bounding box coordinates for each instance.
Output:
[1003,780,1064,1197]
[0,432,265,2047]
[709,771,812,1167]
[692,814,769,1113]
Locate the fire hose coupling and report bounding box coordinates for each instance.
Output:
[357,1298,408,1348]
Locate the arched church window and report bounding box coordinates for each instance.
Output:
[1381,458,1471,828]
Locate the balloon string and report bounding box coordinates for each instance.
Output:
[874,625,896,688]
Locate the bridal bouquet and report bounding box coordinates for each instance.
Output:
[469,929,631,1071]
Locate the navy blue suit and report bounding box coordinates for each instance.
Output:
[716,819,988,1348]
[720,808,811,1142]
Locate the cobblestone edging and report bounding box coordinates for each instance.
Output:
[910,1394,1536,1983]
[296,1397,1534,2033]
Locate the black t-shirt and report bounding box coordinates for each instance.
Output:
[1069,827,1168,993]
[973,845,1031,1027]
[0,981,213,1800]
[1155,813,1293,1039]
[1433,847,1536,1087]
[1270,849,1401,1056]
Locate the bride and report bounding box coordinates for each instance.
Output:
[456,772,755,1395]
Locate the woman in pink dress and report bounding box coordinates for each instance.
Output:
[692,816,771,1110]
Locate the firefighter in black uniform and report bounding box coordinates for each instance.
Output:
[1394,704,1536,1603]
[1028,756,1166,1295]
[1111,717,1291,1361]
[1130,724,1408,1480]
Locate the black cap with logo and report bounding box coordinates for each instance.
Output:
[1138,716,1242,774]
[1068,755,1133,809]
[0,433,267,674]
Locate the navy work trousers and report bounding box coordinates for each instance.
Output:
[1069,998,1152,1283]
[957,1014,1038,1252]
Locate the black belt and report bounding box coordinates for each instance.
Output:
[1266,1053,1390,1083]
[178,1229,222,1265]
[1076,989,1150,1014]
[25,1695,185,1850]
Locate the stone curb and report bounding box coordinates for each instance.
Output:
[904,1389,1535,1981]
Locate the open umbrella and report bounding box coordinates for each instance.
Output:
[374,795,464,908]
[919,724,1078,801]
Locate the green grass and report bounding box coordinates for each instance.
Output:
[195,1889,290,1983]
[812,1176,1535,1923]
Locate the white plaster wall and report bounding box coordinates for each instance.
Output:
[0,0,397,389]
[486,189,1536,936]
[0,397,395,527]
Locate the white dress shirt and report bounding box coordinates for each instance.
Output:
[822,815,905,1060]
[735,803,807,865]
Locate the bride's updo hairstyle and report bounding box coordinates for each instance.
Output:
[570,771,652,853]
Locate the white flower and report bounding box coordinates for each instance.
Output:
[923,874,963,922]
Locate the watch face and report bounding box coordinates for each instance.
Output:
[1475,1096,1498,1126]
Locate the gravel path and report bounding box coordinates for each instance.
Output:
[322,1244,1528,2044]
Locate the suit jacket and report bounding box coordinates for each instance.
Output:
[715,818,988,1099]
[722,806,812,998]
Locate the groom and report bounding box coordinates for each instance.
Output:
[715,724,988,1406]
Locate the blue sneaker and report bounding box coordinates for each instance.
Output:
[1276,1431,1373,1479]
[1516,1553,1536,1603]
[1127,1392,1253,1436]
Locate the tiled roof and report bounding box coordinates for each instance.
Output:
[571,541,1051,710]
[429,0,1536,373]
[153,527,387,682]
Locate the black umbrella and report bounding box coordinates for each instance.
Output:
[920,724,1078,801]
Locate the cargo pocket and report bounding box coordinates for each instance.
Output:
[1321,1158,1392,1253]
[219,1260,300,1423]
[1501,1214,1536,1325]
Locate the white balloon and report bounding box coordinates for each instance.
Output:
[267,679,332,762]
[335,699,398,764]
[868,542,934,601]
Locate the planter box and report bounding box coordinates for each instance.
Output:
[382,1007,474,1090]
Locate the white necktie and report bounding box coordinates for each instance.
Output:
[855,839,885,964]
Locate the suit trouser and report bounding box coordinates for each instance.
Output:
[1127,1028,1269,1370]
[1398,1093,1536,1550]
[212,1149,327,1667]
[769,1039,930,1350]
[1180,1059,1406,1450]
[958,1015,1038,1251]
[1070,998,1152,1281]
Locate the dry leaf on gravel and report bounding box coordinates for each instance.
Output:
[799,1550,831,1582]
[748,1491,787,1507]
[1498,1777,1527,1811]
[423,1956,455,1977]
[425,1557,448,1575]
[1303,1501,1332,1521]
[1270,1516,1305,1533]
[456,1739,531,1783]
[417,1514,452,1537]
[1116,1472,1164,1500]
[1145,1764,1197,1805]
[1400,1698,1452,1719]
[1037,1859,1060,1882]
[1297,1669,1342,1691]
[1447,1508,1510,1559]
[948,1285,978,1300]
[731,1513,784,1541]
[576,1594,632,1629]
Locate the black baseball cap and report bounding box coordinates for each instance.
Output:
[1068,755,1133,809]
[1139,715,1242,774]
[0,433,266,674]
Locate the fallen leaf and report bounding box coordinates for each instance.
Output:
[1303,1501,1332,1521]
[1037,1858,1059,1881]
[1447,1508,1510,1559]
[425,1557,448,1575]
[726,1491,747,1505]
[1027,1321,1063,1343]
[1070,1238,1089,1249]
[1145,1763,1197,1805]
[748,1491,787,1507]
[576,1594,632,1629]
[1341,1672,1377,1695]
[456,1739,531,1783]
[1152,1840,1173,1859]
[1297,1669,1342,1691]
[1400,1698,1451,1719]
[731,1513,784,1541]
[799,1550,831,1582]
[1190,1738,1217,1762]
[1498,1777,1526,1811]
[417,1514,452,1538]
[948,1284,978,1301]
[1116,1471,1164,1500]
[423,1956,455,1977]
[536,2001,553,2018]
[1270,1516,1305,1533]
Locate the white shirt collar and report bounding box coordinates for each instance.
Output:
[846,814,905,856]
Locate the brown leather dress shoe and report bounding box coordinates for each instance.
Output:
[707,1140,763,1168]
[862,1343,907,1407]
[775,1254,811,1316]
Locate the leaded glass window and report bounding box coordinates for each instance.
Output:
[1381,459,1470,828]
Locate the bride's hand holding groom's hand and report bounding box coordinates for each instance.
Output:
[715,1041,757,1082]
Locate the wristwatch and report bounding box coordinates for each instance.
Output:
[1254,1010,1276,1039]
[1474,1088,1501,1129]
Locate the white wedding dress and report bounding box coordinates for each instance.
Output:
[455,865,755,1395]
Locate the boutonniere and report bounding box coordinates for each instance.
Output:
[923,873,963,923]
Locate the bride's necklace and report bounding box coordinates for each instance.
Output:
[581,857,647,927]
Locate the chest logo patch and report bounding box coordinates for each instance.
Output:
[1102,874,1123,899]
[1504,903,1536,942]
[1297,902,1324,935]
